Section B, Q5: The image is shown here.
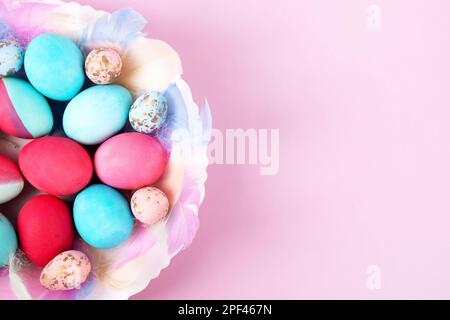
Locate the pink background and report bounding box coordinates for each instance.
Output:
[78,0,450,299]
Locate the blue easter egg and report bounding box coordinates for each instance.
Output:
[74,184,134,249]
[0,39,24,77]
[24,34,84,101]
[0,213,18,267]
[0,77,53,139]
[63,85,132,145]
[129,91,168,134]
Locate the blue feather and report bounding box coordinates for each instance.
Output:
[0,21,13,40]
[82,8,147,49]
[164,83,190,133]
[153,83,190,151]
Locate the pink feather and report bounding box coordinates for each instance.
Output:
[0,1,57,45]
[113,223,157,270]
[0,267,15,299]
[167,173,201,256]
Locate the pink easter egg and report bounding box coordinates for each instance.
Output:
[40,250,91,291]
[131,187,170,225]
[0,154,24,204]
[94,132,168,190]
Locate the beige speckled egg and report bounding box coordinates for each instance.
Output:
[40,250,91,291]
[85,48,122,84]
[131,187,170,225]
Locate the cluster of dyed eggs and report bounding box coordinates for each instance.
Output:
[0,34,172,291]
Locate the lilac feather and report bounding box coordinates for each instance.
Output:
[154,83,190,150]
[164,84,190,132]
[167,173,202,256]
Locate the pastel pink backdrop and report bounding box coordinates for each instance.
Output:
[76,0,450,299]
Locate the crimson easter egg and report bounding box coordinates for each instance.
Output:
[0,154,24,204]
[95,132,168,190]
[19,137,93,196]
[18,195,75,267]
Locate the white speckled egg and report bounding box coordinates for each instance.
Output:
[129,91,168,134]
[131,187,170,225]
[40,250,91,291]
[0,39,24,77]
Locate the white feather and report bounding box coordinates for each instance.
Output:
[8,252,32,300]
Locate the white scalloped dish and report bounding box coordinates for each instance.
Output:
[0,0,211,300]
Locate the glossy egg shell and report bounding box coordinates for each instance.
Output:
[19,137,93,196]
[94,132,168,190]
[40,250,91,291]
[63,85,132,145]
[0,39,24,77]
[0,154,24,204]
[18,195,75,267]
[74,184,134,249]
[24,34,84,101]
[0,77,53,139]
[0,213,18,267]
[129,91,168,134]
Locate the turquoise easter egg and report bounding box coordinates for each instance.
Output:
[0,77,53,139]
[73,184,134,249]
[0,213,18,267]
[63,85,132,145]
[24,34,84,101]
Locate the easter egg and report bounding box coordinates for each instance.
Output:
[0,154,24,204]
[0,213,17,267]
[19,136,93,196]
[0,77,53,139]
[131,187,170,225]
[129,91,168,134]
[63,85,132,145]
[85,48,123,85]
[18,195,75,267]
[95,133,168,190]
[0,39,24,77]
[24,34,84,101]
[74,184,134,249]
[40,250,91,291]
